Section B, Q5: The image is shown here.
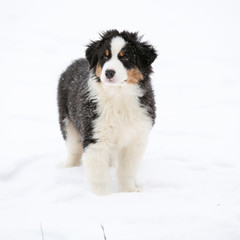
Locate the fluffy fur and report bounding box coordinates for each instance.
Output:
[57,30,157,195]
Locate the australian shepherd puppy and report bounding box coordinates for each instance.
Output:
[57,30,157,195]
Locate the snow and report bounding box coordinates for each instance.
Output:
[1,0,240,239]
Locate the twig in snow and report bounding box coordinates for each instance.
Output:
[101,225,107,240]
[40,222,45,240]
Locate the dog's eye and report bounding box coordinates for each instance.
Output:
[102,54,110,61]
[103,49,110,60]
[103,55,109,60]
[119,51,128,61]
[120,55,129,61]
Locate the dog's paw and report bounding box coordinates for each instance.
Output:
[127,186,141,193]
[89,182,110,196]
[58,162,74,169]
[119,185,141,193]
[58,159,82,169]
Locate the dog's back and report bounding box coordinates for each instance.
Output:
[58,58,98,149]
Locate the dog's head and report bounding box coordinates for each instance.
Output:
[86,30,157,86]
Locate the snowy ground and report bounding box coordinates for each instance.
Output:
[1,0,240,239]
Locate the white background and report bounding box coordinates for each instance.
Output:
[1,0,240,239]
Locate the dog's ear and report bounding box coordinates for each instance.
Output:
[135,42,157,67]
[86,40,100,69]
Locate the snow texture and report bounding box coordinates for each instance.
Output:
[1,0,240,239]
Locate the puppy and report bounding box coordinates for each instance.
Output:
[57,30,157,195]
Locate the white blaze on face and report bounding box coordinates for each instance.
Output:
[100,37,128,86]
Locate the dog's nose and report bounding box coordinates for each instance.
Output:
[105,69,115,79]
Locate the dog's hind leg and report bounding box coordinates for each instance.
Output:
[64,118,82,167]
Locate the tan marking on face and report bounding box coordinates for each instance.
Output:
[126,67,144,84]
[119,50,125,57]
[96,62,102,78]
[105,49,109,57]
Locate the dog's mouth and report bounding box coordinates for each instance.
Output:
[102,79,127,87]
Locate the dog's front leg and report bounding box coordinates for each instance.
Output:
[117,139,147,192]
[83,143,110,196]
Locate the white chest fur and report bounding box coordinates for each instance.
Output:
[89,79,152,148]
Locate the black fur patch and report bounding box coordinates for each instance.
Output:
[57,59,98,149]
